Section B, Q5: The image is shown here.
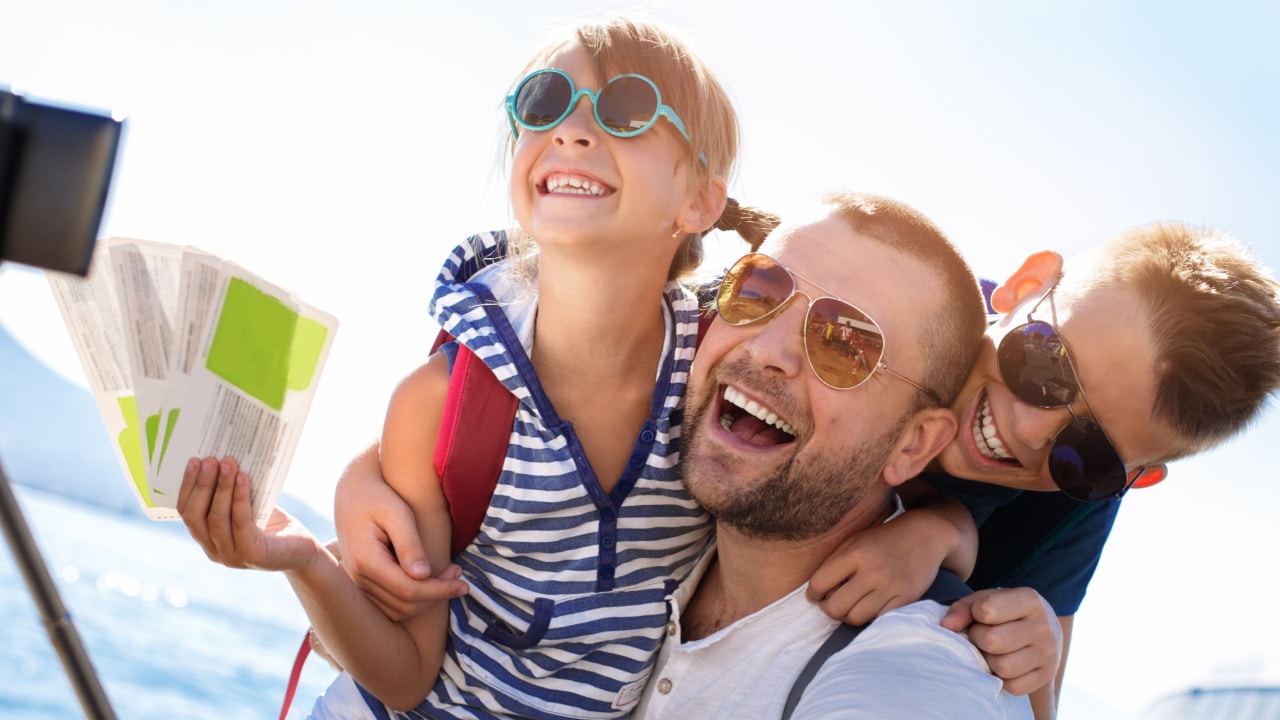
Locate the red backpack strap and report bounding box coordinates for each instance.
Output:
[696,307,715,346]
[432,330,519,557]
[278,634,311,720]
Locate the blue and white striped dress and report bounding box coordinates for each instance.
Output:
[385,231,713,719]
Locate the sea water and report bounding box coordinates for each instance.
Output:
[0,486,338,719]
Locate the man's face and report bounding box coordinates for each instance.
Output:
[681,208,944,539]
[935,280,1177,492]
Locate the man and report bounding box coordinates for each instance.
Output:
[631,193,1033,717]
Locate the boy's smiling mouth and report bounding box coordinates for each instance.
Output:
[973,390,1018,465]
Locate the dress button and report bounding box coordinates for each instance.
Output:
[601,536,615,549]
[640,429,656,443]
[657,678,673,695]
[666,620,677,636]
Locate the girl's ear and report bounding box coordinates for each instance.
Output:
[681,175,728,234]
[990,251,1064,314]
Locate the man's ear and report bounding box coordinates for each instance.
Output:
[990,251,1064,314]
[882,408,958,488]
[1130,464,1168,490]
[681,175,728,234]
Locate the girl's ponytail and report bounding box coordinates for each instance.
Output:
[670,198,779,280]
[714,198,780,252]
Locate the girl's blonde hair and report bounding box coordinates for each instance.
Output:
[507,16,764,280]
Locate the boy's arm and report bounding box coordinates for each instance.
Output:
[176,456,453,710]
[807,477,977,625]
[1027,615,1072,719]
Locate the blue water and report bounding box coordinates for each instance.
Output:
[0,486,339,719]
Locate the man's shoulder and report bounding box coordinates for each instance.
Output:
[793,601,1032,718]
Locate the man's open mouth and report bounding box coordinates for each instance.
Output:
[718,385,796,447]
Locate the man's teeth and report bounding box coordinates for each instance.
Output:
[973,395,1014,461]
[721,386,795,436]
[546,175,607,195]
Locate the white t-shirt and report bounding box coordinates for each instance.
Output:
[633,542,1032,719]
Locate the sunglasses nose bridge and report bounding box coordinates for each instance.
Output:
[551,88,605,143]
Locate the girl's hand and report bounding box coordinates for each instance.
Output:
[178,456,322,572]
[941,587,1062,696]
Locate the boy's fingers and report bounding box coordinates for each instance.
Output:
[940,594,977,631]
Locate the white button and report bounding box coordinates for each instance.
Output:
[657,678,673,695]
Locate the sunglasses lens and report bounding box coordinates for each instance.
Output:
[997,320,1079,408]
[717,255,793,325]
[805,297,883,389]
[514,71,573,129]
[1049,417,1127,501]
[597,76,661,135]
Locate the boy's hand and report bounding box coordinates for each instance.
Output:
[178,456,322,572]
[807,517,941,625]
[941,587,1062,695]
[335,453,467,621]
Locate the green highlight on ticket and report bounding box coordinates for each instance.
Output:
[204,278,330,411]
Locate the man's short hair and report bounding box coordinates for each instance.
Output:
[1065,221,1280,460]
[820,192,987,408]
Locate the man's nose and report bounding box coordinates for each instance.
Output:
[740,297,808,380]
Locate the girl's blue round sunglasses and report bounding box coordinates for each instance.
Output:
[505,68,692,143]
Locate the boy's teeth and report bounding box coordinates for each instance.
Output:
[722,386,795,435]
[973,395,1013,461]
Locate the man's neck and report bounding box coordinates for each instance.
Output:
[681,497,897,641]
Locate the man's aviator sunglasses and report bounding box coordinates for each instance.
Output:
[996,285,1154,502]
[506,68,693,143]
[716,253,942,404]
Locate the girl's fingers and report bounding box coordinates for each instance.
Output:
[205,459,239,559]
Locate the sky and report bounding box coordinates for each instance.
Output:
[1,1,1278,717]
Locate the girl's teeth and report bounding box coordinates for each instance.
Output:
[547,176,605,195]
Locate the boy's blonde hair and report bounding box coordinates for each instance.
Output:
[1064,222,1280,460]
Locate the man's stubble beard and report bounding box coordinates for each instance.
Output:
[680,363,909,542]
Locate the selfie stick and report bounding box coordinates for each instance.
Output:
[0,457,118,719]
[1,88,122,719]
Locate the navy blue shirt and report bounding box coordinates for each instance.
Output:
[923,472,1121,616]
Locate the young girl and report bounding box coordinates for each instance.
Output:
[179,16,782,719]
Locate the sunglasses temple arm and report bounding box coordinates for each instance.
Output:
[878,363,943,406]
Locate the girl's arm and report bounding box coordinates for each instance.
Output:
[334,441,462,622]
[807,477,977,624]
[176,354,464,710]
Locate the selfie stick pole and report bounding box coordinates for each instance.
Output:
[0,456,118,719]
